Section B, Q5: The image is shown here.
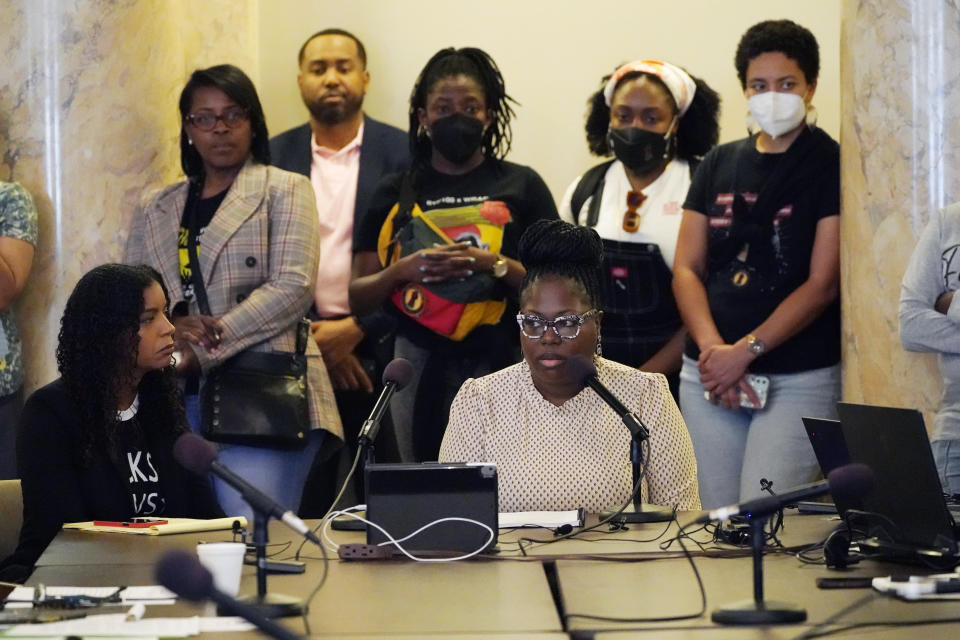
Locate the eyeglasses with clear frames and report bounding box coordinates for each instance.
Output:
[185,107,249,131]
[516,309,599,340]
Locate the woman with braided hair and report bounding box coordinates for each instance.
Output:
[351,47,558,462]
[439,219,699,513]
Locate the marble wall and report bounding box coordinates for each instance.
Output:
[840,0,960,421]
[0,0,258,392]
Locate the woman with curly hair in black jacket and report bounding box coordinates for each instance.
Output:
[0,264,221,582]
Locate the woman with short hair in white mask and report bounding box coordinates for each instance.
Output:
[672,20,840,509]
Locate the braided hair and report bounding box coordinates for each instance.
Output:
[57,264,187,465]
[585,68,720,161]
[518,219,604,309]
[408,47,517,164]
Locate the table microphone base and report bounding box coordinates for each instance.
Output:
[226,593,304,619]
[600,502,675,524]
[711,599,807,625]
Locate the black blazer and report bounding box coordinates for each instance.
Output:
[0,379,222,579]
[269,114,410,245]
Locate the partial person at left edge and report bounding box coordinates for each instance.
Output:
[0,264,223,583]
[270,28,410,514]
[0,181,37,480]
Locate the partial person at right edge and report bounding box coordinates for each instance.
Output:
[270,28,409,514]
[673,20,841,509]
[899,203,960,496]
[0,181,37,479]
[560,59,719,400]
[351,47,559,463]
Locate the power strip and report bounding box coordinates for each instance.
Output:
[338,543,396,561]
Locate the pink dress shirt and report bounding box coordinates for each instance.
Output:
[310,123,363,316]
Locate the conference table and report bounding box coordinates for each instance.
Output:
[20,511,960,639]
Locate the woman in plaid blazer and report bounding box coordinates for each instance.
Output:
[125,65,342,520]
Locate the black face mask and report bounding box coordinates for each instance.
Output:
[429,113,485,165]
[607,127,672,174]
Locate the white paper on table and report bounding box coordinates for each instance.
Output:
[5,586,176,608]
[0,612,198,637]
[197,616,255,632]
[498,509,585,529]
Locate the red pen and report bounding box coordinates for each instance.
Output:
[93,520,168,528]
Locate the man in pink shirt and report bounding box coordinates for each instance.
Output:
[271,28,409,513]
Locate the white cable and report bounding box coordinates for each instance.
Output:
[321,505,366,552]
[321,507,495,563]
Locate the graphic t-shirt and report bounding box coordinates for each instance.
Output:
[178,187,228,303]
[682,128,840,373]
[115,404,167,517]
[357,159,559,353]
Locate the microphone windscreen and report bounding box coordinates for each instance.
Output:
[382,357,415,391]
[173,432,218,475]
[566,355,597,386]
[155,549,213,601]
[826,462,876,502]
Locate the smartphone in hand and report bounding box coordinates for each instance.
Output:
[739,374,770,409]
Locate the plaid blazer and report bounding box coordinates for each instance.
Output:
[124,161,343,444]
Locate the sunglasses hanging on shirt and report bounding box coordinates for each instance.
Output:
[622,190,647,233]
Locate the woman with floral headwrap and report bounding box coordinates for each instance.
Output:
[560,59,720,399]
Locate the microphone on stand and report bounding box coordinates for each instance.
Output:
[173,433,319,545]
[567,356,673,523]
[156,550,303,640]
[173,433,310,618]
[567,356,649,440]
[331,358,414,533]
[709,463,876,626]
[696,463,876,524]
[357,358,414,449]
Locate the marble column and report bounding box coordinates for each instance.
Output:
[0,0,258,392]
[841,0,960,422]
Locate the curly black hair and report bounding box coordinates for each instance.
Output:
[408,47,517,165]
[178,64,271,180]
[57,264,187,465]
[585,68,720,161]
[734,20,820,88]
[518,219,604,309]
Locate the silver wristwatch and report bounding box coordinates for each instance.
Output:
[746,333,766,356]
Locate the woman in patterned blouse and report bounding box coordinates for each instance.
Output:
[439,219,699,513]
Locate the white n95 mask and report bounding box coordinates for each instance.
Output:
[747,92,807,138]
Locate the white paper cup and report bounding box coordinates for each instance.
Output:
[196,542,245,596]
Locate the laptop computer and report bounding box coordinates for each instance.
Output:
[364,462,499,554]
[800,416,854,515]
[802,416,851,475]
[835,402,958,558]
